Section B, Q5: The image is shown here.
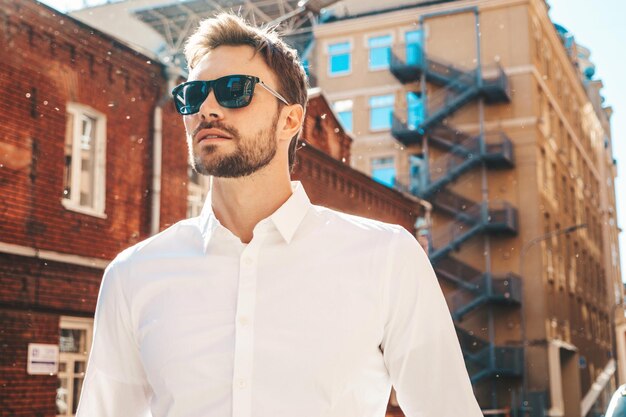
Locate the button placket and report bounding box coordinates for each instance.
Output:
[232,237,263,417]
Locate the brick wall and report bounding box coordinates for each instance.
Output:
[302,92,352,163]
[294,142,420,233]
[0,308,60,417]
[0,0,187,260]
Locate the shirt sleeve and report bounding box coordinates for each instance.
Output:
[380,229,482,417]
[76,259,152,417]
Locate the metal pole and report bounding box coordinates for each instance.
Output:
[419,15,429,187]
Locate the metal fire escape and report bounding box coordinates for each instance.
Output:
[389,34,524,387]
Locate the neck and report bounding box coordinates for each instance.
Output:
[210,165,292,244]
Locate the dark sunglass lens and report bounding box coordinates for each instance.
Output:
[215,76,254,108]
[173,82,208,115]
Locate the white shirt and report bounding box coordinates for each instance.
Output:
[76,182,482,417]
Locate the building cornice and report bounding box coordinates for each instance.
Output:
[0,242,109,269]
[314,0,530,37]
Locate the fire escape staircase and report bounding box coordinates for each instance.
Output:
[391,53,510,146]
[456,326,524,384]
[389,51,523,384]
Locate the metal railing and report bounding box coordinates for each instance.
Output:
[390,44,472,85]
[449,273,523,319]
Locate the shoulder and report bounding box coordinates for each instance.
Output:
[313,205,415,245]
[109,217,203,271]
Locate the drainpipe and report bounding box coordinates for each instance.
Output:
[151,64,184,236]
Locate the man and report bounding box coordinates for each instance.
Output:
[76,13,482,417]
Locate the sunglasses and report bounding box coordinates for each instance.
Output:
[171,74,290,115]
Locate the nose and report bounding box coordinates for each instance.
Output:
[197,88,224,121]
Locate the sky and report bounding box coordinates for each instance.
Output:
[39,0,626,281]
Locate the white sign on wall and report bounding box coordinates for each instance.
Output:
[27,343,59,375]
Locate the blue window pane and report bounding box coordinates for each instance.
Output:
[405,30,422,44]
[368,35,392,69]
[369,47,390,69]
[370,107,393,129]
[407,92,424,129]
[328,41,351,75]
[369,94,394,130]
[337,111,353,132]
[372,166,396,187]
[330,53,350,74]
[405,30,423,65]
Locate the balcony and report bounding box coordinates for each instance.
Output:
[481,65,511,104]
[484,201,518,235]
[484,132,515,168]
[391,113,423,146]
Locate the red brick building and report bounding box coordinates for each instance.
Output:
[0,1,428,415]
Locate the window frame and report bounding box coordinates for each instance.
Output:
[333,99,354,132]
[368,94,395,131]
[326,39,353,77]
[62,102,107,218]
[370,155,396,187]
[366,33,393,71]
[57,316,94,417]
[401,28,424,66]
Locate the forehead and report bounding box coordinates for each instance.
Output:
[188,45,274,82]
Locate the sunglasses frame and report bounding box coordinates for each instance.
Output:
[171,74,290,115]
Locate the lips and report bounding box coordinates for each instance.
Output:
[196,128,232,143]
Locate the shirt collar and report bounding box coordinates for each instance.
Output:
[199,181,312,246]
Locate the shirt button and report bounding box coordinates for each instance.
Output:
[238,378,247,389]
[238,316,249,326]
[242,256,253,266]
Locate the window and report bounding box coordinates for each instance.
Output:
[406,92,425,129]
[405,29,423,65]
[188,165,211,218]
[328,41,351,76]
[333,99,353,132]
[368,34,392,70]
[371,156,395,187]
[63,103,106,216]
[57,317,93,416]
[409,154,425,195]
[369,94,394,130]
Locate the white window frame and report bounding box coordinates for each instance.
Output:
[57,316,94,417]
[325,38,353,77]
[62,103,107,218]
[365,32,394,71]
[368,94,395,132]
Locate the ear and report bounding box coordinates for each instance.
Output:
[278,104,305,143]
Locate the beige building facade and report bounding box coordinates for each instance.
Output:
[312,0,623,416]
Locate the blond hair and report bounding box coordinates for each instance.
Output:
[184,13,308,170]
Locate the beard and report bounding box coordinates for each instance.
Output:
[188,112,279,178]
